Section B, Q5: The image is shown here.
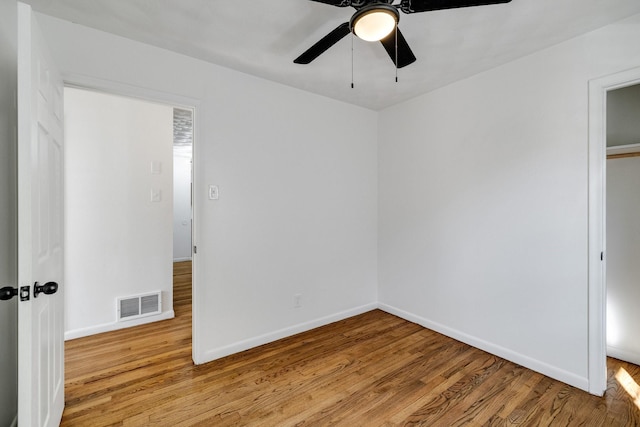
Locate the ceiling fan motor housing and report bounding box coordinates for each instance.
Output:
[350,3,400,41]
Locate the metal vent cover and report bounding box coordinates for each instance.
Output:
[117,291,162,321]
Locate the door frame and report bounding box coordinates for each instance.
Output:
[61,74,202,362]
[588,65,640,396]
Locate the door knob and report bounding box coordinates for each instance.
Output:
[0,286,18,301]
[34,281,58,298]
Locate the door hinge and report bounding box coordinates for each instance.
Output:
[193,245,197,254]
[601,251,604,261]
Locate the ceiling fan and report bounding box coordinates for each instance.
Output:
[294,0,513,68]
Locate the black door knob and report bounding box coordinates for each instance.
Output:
[0,286,18,301]
[34,281,58,298]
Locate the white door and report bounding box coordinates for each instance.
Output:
[17,3,65,427]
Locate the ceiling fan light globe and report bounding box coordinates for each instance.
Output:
[351,6,399,42]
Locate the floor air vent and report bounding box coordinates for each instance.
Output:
[117,291,161,321]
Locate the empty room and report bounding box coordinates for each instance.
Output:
[1,0,640,426]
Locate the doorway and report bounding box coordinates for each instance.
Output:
[172,107,194,321]
[588,66,640,395]
[605,83,640,366]
[63,85,196,346]
[173,108,194,264]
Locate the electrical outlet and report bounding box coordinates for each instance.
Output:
[294,294,302,308]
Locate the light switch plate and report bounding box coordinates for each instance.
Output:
[151,161,162,174]
[151,189,162,202]
[209,185,219,200]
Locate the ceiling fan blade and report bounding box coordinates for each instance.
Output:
[380,28,416,68]
[308,0,352,7]
[400,0,511,13]
[294,22,351,64]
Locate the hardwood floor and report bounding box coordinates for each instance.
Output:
[62,262,640,426]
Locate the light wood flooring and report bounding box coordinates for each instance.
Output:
[62,261,640,426]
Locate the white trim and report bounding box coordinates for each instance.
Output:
[61,73,201,362]
[62,73,198,111]
[607,345,640,366]
[173,257,193,262]
[588,65,640,396]
[64,310,175,341]
[190,103,200,364]
[379,303,589,391]
[606,142,640,156]
[17,5,34,424]
[197,303,378,364]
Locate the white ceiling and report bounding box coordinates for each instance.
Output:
[23,0,640,110]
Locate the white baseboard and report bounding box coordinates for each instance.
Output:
[196,303,378,365]
[378,303,590,393]
[607,345,640,366]
[65,310,175,341]
[173,257,192,262]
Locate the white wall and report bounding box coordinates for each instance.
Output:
[607,157,640,364]
[173,148,192,261]
[44,6,640,395]
[64,87,175,339]
[40,14,378,360]
[378,13,640,391]
[0,0,18,424]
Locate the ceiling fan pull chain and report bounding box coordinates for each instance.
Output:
[395,24,398,83]
[351,33,355,89]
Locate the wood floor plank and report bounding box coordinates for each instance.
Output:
[437,361,528,426]
[61,262,640,426]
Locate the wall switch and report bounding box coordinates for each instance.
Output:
[151,161,162,174]
[208,185,219,200]
[294,294,302,308]
[151,189,162,202]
